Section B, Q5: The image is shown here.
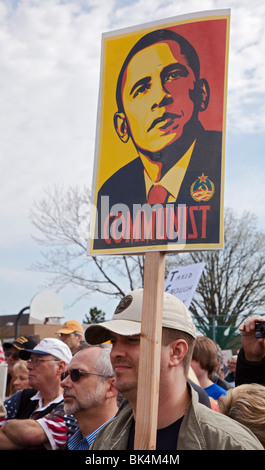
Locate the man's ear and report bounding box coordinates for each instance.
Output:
[190,78,210,113]
[114,112,130,143]
[169,339,188,367]
[105,377,118,399]
[57,361,67,376]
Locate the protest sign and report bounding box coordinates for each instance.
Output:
[165,262,205,308]
[89,9,230,255]
[88,9,230,450]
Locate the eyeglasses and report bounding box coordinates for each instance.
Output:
[5,351,20,360]
[58,333,81,338]
[27,358,59,367]
[61,369,113,383]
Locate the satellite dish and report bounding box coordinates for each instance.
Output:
[29,290,64,324]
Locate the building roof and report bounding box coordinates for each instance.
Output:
[0,313,30,327]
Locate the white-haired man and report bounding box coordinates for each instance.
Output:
[0,338,77,450]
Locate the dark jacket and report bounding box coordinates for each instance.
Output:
[235,348,265,386]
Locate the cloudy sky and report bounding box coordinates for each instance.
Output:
[1,0,265,325]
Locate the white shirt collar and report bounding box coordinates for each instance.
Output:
[30,391,64,411]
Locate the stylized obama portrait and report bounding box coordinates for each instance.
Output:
[93,28,225,251]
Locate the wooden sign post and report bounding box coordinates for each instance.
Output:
[134,251,166,450]
[88,8,230,452]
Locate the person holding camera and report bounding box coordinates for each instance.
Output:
[236,315,265,386]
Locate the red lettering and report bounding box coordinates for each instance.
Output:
[169,206,186,240]
[125,212,133,242]
[103,205,211,245]
[188,206,211,240]
[103,213,112,244]
[156,207,165,240]
[188,206,198,239]
[166,206,177,240]
[200,205,210,238]
[110,213,125,244]
[182,206,187,241]
[141,210,156,241]
[132,210,141,241]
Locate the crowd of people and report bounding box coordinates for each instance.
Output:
[0,295,264,451]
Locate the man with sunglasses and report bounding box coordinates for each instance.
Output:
[61,343,119,450]
[0,338,78,450]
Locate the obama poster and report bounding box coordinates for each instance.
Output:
[89,9,230,255]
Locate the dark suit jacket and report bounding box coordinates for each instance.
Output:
[93,123,223,251]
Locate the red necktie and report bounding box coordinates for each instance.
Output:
[147,185,168,204]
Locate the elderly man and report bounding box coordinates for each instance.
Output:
[61,343,119,449]
[85,289,263,450]
[0,338,77,450]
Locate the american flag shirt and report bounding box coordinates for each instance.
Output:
[0,390,78,450]
[0,340,6,363]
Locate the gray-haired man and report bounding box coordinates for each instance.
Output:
[61,343,119,450]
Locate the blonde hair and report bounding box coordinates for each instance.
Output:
[219,383,265,448]
[13,360,28,375]
[11,360,29,395]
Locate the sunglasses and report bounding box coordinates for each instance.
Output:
[5,351,20,360]
[61,369,113,383]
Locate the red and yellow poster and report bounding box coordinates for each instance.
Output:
[89,9,230,255]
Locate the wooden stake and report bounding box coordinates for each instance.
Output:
[134,251,166,450]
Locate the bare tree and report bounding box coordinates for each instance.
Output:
[167,208,265,348]
[30,185,144,304]
[30,186,265,349]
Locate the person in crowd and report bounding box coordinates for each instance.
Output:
[219,383,265,448]
[85,289,263,450]
[61,343,119,450]
[0,338,77,450]
[224,355,237,387]
[12,360,30,393]
[213,343,231,391]
[187,367,212,409]
[3,336,38,396]
[191,335,227,400]
[236,315,265,386]
[56,320,84,354]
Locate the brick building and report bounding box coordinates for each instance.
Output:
[0,313,65,343]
